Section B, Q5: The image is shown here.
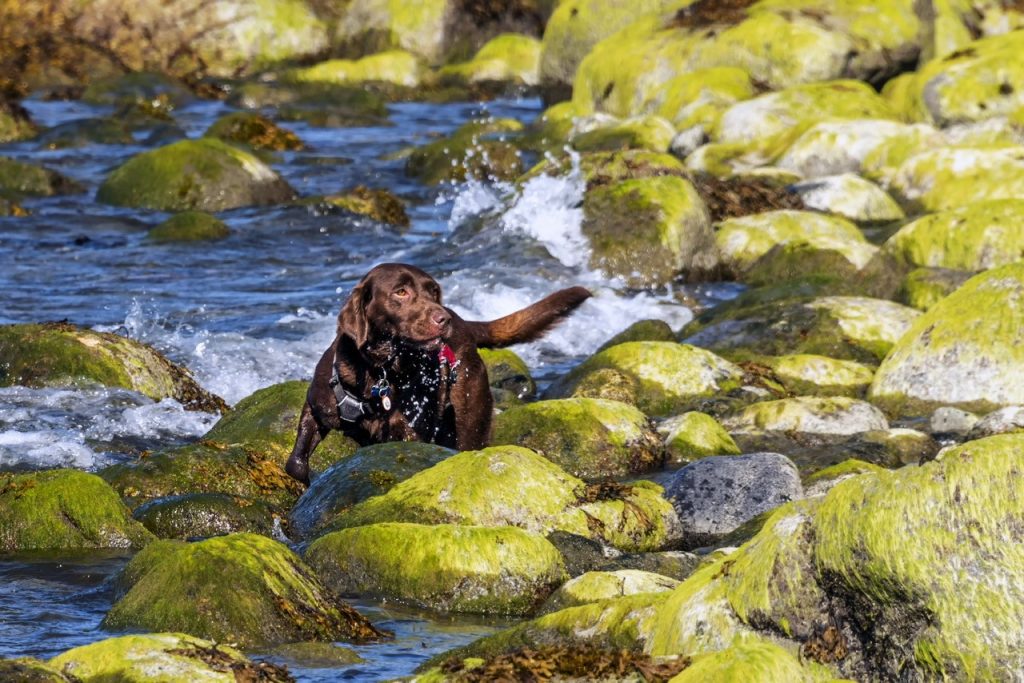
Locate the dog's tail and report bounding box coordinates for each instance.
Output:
[465,286,592,348]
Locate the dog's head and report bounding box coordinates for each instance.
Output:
[338,263,451,351]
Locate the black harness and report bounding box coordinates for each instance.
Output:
[328,349,373,422]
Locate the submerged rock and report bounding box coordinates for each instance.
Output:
[664,452,802,550]
[204,111,304,151]
[103,533,385,648]
[37,118,134,149]
[81,72,193,108]
[0,657,68,682]
[49,633,288,683]
[0,469,154,552]
[870,262,1024,416]
[313,185,409,227]
[0,322,225,412]
[492,398,664,480]
[132,492,277,540]
[540,570,679,614]
[405,118,523,185]
[306,522,567,616]
[97,138,295,211]
[147,211,230,243]
[0,157,82,197]
[546,341,745,417]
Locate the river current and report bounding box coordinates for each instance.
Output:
[0,94,735,679]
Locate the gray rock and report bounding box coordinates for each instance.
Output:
[665,452,802,550]
[545,530,617,578]
[968,406,1024,440]
[929,406,979,437]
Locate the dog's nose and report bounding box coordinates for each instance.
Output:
[432,310,451,328]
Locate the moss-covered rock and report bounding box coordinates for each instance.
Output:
[656,66,756,135]
[870,262,1024,416]
[204,112,303,152]
[314,185,409,227]
[0,469,153,553]
[572,115,676,153]
[0,102,38,144]
[889,145,1024,213]
[0,657,68,682]
[658,411,740,467]
[325,445,681,552]
[0,157,82,197]
[724,397,888,439]
[307,522,567,615]
[491,398,664,480]
[227,81,389,125]
[521,148,687,188]
[270,641,363,667]
[441,33,541,88]
[777,119,941,178]
[683,295,921,364]
[546,341,745,417]
[670,639,815,682]
[789,173,905,223]
[0,322,225,412]
[37,118,134,150]
[540,569,679,615]
[97,138,295,211]
[147,211,230,243]
[49,633,284,683]
[479,347,535,403]
[131,492,277,540]
[597,319,676,352]
[288,441,454,540]
[103,533,385,648]
[405,117,523,185]
[332,0,449,62]
[81,72,193,108]
[884,198,1024,272]
[285,50,424,87]
[801,457,886,497]
[758,354,875,398]
[898,266,971,311]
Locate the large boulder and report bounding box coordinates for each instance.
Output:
[870,262,1024,416]
[49,633,288,683]
[883,198,1024,272]
[898,266,972,311]
[545,341,745,417]
[0,322,225,412]
[889,145,1024,213]
[97,138,295,211]
[491,398,664,480]
[306,522,568,615]
[0,469,154,552]
[103,533,385,648]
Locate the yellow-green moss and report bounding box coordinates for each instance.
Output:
[131,492,276,540]
[572,115,676,153]
[316,185,409,227]
[333,0,450,63]
[889,145,1024,213]
[898,267,971,311]
[791,173,904,223]
[762,354,875,398]
[306,522,567,615]
[97,138,295,211]
[440,34,541,87]
[802,458,886,493]
[204,112,304,152]
[285,50,424,87]
[478,347,535,400]
[148,211,230,244]
[0,106,38,144]
[655,67,755,132]
[541,570,679,614]
[0,469,154,552]
[103,533,383,648]
[0,322,225,412]
[660,411,740,466]
[724,396,888,436]
[670,638,817,682]
[778,119,940,178]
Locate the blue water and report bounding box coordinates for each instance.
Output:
[0,92,723,678]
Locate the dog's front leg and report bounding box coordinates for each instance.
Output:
[285,402,324,485]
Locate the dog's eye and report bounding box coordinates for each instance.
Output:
[394,288,409,298]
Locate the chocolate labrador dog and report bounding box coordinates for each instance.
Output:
[285,263,591,484]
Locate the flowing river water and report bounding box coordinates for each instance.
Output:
[0,94,738,679]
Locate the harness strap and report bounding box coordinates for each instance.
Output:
[329,350,371,422]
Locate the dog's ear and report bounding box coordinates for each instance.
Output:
[338,280,371,348]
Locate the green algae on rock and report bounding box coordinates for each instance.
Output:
[597,319,676,353]
[546,341,745,417]
[884,198,1024,272]
[870,262,1024,416]
[801,458,887,497]
[204,111,304,152]
[670,639,817,682]
[571,115,677,153]
[147,211,230,244]
[103,533,386,648]
[723,397,888,439]
[758,354,875,398]
[307,522,568,616]
[285,50,425,88]
[0,157,82,197]
[97,138,295,212]
[270,641,363,667]
[37,118,134,150]
[0,102,38,144]
[0,469,154,552]
[898,266,972,311]
[889,145,1024,213]
[49,633,289,683]
[131,492,277,540]
[0,322,225,412]
[0,657,68,682]
[478,347,535,402]
[312,185,410,227]
[658,411,741,466]
[539,569,679,615]
[332,0,450,62]
[405,117,523,185]
[491,398,664,480]
[441,34,542,88]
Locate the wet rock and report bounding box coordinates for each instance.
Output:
[492,398,663,480]
[869,262,1024,416]
[596,319,675,353]
[0,195,27,217]
[884,198,1024,272]
[658,411,740,467]
[226,82,389,126]
[36,118,134,149]
[0,469,154,552]
[0,101,38,143]
[131,492,277,540]
[789,174,905,223]
[890,145,1024,213]
[777,119,941,178]
[306,522,567,616]
[0,657,68,682]
[479,347,535,403]
[664,452,802,550]
[898,266,972,311]
[544,530,610,577]
[539,0,677,102]
[289,441,454,540]
[519,101,580,152]
[724,397,889,439]
[968,406,1024,440]
[270,641,363,667]
[683,295,920,364]
[284,50,425,88]
[539,570,679,615]
[204,112,304,152]
[756,354,875,398]
[521,148,686,188]
[0,322,225,412]
[147,211,230,243]
[405,117,523,185]
[571,116,676,153]
[546,341,745,417]
[97,138,295,211]
[49,633,289,683]
[0,157,82,197]
[310,185,409,227]
[103,533,385,648]
[324,445,681,553]
[81,72,193,109]
[440,33,541,88]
